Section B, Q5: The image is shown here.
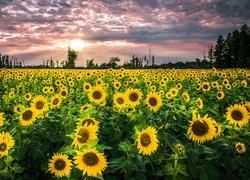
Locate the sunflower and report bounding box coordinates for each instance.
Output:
[212,120,222,138]
[145,93,162,112]
[49,86,54,93]
[235,142,246,154]
[19,108,37,126]
[0,132,15,157]
[196,84,202,91]
[60,89,68,99]
[0,113,5,127]
[42,87,49,93]
[83,82,92,92]
[79,117,100,129]
[169,88,179,97]
[136,126,159,156]
[242,102,250,112]
[126,88,143,107]
[202,82,210,92]
[217,85,223,91]
[9,91,15,99]
[175,143,185,155]
[88,86,107,105]
[114,81,121,89]
[113,92,127,109]
[50,94,62,109]
[72,125,98,148]
[226,84,231,90]
[226,104,249,128]
[182,92,190,102]
[241,80,247,88]
[176,83,182,90]
[96,78,103,86]
[31,95,49,113]
[196,98,203,109]
[222,79,229,86]
[165,92,173,100]
[74,148,108,177]
[187,114,216,144]
[48,153,72,177]
[80,104,93,113]
[24,93,32,101]
[217,91,224,100]
[212,81,218,88]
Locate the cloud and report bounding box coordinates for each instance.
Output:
[0,0,249,65]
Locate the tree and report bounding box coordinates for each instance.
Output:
[107,57,120,68]
[86,59,96,69]
[66,47,78,68]
[238,24,250,67]
[214,35,225,68]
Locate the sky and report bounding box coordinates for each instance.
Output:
[0,0,250,66]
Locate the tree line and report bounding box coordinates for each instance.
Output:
[213,24,250,68]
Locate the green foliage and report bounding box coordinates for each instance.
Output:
[214,24,250,68]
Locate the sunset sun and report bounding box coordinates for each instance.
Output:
[70,39,85,51]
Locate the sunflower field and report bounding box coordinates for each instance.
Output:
[0,68,250,179]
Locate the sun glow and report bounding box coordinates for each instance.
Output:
[70,39,85,51]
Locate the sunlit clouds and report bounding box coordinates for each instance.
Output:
[0,0,249,65]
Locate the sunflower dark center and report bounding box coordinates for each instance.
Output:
[117,97,124,104]
[0,143,7,152]
[140,133,151,147]
[129,92,138,102]
[26,95,30,98]
[172,91,176,95]
[85,85,90,90]
[36,101,44,110]
[82,119,94,126]
[237,145,242,150]
[218,93,222,97]
[231,110,243,121]
[82,106,89,111]
[92,91,102,99]
[54,159,66,170]
[149,97,157,106]
[203,84,209,89]
[53,98,59,105]
[61,91,67,96]
[22,110,33,121]
[197,101,201,106]
[183,95,187,99]
[192,120,209,136]
[77,128,89,143]
[82,152,99,166]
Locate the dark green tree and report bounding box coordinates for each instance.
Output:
[86,59,96,69]
[238,24,250,67]
[208,45,214,67]
[66,47,78,68]
[107,57,120,68]
[214,35,225,68]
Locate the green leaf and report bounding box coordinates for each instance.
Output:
[177,164,188,176]
[198,166,209,180]
[58,145,75,155]
[12,163,25,174]
[118,141,131,153]
[4,156,13,166]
